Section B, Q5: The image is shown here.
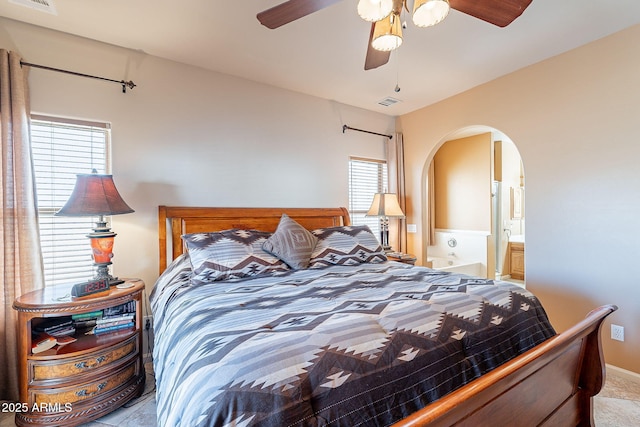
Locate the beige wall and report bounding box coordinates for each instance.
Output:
[433,133,491,231]
[0,18,394,291]
[398,24,640,373]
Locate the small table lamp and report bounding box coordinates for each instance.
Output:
[366,192,405,252]
[55,170,134,285]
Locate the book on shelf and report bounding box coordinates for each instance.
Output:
[72,311,104,332]
[71,310,104,321]
[31,332,57,354]
[95,319,134,329]
[91,322,135,335]
[103,301,135,317]
[54,334,77,346]
[46,325,76,337]
[72,319,98,330]
[96,313,134,325]
[31,331,78,354]
[33,317,76,337]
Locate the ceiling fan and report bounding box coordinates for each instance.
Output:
[257,0,533,70]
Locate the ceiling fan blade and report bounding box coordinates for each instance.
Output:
[449,0,533,28]
[257,0,343,29]
[364,24,391,70]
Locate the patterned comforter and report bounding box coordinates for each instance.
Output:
[150,257,555,427]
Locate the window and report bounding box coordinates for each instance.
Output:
[348,157,388,237]
[31,115,110,286]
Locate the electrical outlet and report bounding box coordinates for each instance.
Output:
[611,324,624,342]
[407,224,417,233]
[142,315,154,361]
[144,315,153,331]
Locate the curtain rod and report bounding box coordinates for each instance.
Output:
[342,125,393,140]
[20,61,136,93]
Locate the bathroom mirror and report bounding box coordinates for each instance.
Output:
[511,187,524,219]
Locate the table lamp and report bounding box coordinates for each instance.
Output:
[366,192,405,252]
[55,170,134,285]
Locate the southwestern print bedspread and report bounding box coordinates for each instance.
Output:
[150,257,555,427]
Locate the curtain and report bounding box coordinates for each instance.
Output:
[386,132,407,253]
[0,49,44,401]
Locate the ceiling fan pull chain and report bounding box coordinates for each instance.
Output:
[394,49,401,93]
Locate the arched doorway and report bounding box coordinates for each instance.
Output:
[421,126,524,283]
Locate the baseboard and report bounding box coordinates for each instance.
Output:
[606,364,640,381]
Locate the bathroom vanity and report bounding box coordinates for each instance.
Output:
[509,240,525,280]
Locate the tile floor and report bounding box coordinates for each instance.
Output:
[2,364,638,426]
[594,367,640,426]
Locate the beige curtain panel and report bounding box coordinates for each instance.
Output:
[0,49,45,401]
[386,133,407,253]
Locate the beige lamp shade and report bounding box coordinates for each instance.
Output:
[371,12,403,52]
[366,193,405,217]
[357,0,393,22]
[412,0,450,28]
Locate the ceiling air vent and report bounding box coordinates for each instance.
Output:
[378,97,401,107]
[9,0,57,14]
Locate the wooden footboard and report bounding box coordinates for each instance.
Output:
[393,304,617,427]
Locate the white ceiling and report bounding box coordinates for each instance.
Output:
[1,0,640,115]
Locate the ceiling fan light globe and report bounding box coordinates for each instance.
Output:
[413,0,450,28]
[358,0,394,22]
[372,12,403,51]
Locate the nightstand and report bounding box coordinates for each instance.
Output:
[387,253,417,265]
[13,279,145,427]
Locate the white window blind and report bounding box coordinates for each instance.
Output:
[348,157,388,237]
[31,115,110,287]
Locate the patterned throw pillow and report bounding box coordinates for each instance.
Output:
[308,225,387,268]
[182,229,290,283]
[262,214,318,269]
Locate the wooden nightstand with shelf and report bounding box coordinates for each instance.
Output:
[13,279,146,427]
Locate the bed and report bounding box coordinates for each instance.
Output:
[152,206,616,427]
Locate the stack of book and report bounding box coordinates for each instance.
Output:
[92,302,136,335]
[71,310,104,333]
[34,317,75,337]
[93,313,135,335]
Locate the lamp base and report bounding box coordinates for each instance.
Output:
[94,262,124,286]
[379,217,391,251]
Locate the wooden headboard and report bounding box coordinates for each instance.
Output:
[158,206,350,273]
